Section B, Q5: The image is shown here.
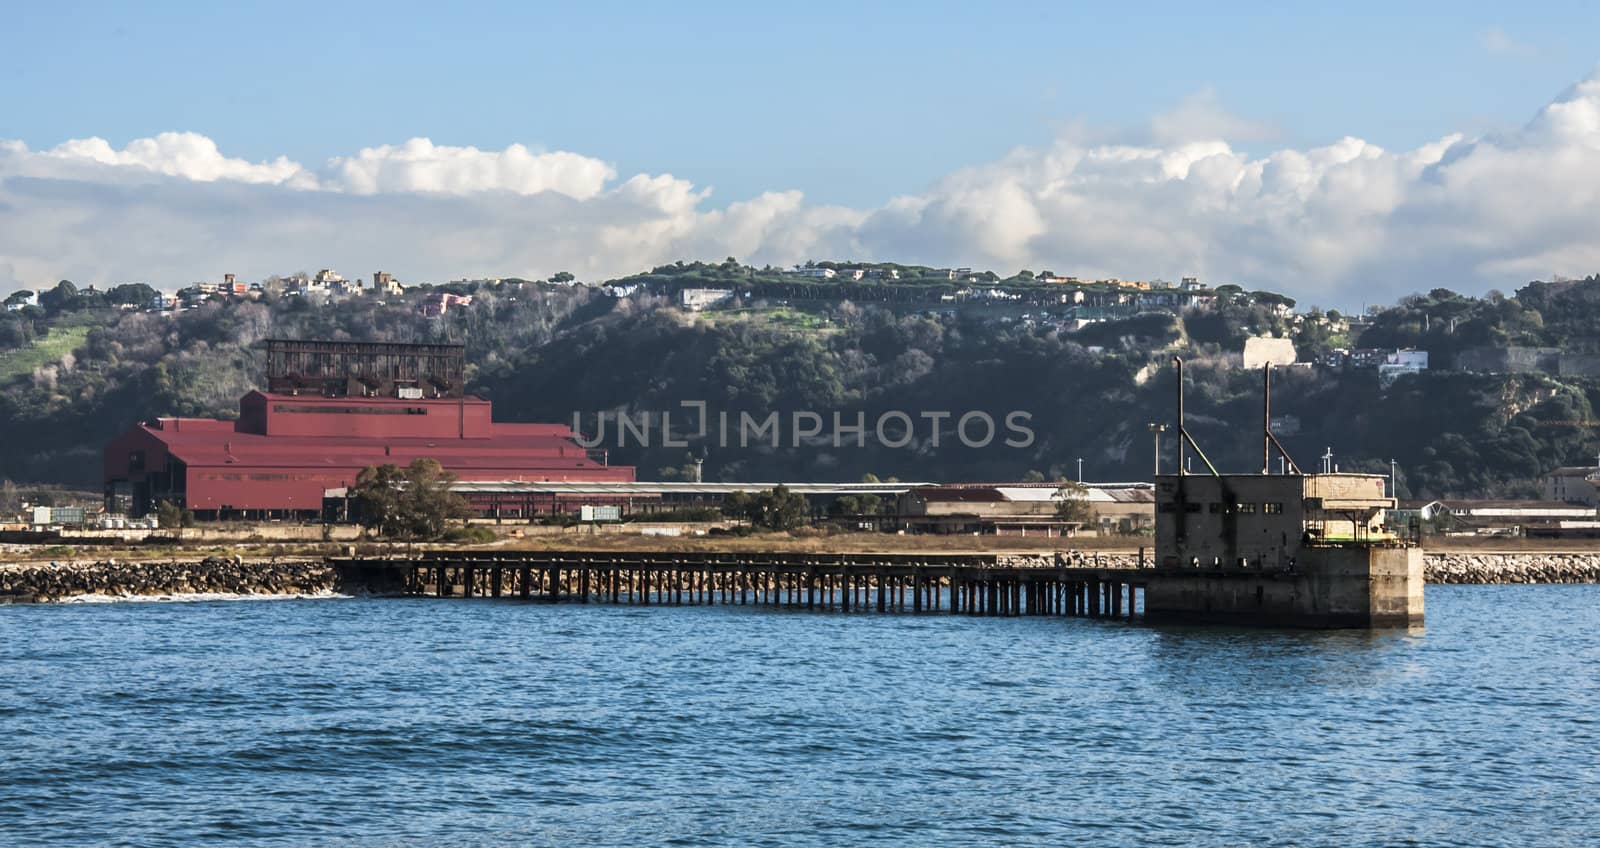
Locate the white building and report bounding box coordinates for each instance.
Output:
[1378,349,1429,386]
[679,288,733,310]
[373,272,404,296]
[783,266,836,280]
[1242,337,1298,369]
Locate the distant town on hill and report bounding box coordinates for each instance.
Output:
[3,258,1600,504]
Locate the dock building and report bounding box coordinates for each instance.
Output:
[1144,358,1424,627]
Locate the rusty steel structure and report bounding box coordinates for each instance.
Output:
[265,339,465,398]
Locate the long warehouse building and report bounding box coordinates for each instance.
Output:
[104,339,633,520]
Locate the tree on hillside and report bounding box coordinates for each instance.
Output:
[107,283,158,306]
[549,271,575,284]
[37,280,79,313]
[2,290,33,306]
[1252,290,1296,311]
[350,458,472,539]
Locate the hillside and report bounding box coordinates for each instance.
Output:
[2,267,1599,501]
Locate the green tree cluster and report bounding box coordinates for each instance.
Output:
[1053,482,1092,524]
[722,485,810,531]
[350,458,472,539]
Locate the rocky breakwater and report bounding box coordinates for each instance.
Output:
[0,557,361,603]
[1425,552,1600,584]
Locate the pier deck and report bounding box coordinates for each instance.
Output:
[334,551,1149,620]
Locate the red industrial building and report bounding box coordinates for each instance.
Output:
[104,340,633,520]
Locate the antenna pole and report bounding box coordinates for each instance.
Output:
[1175,356,1185,476]
[1263,364,1272,474]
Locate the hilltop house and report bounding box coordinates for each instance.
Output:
[783,266,836,280]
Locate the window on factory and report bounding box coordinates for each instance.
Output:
[1183,502,1201,513]
[1235,502,1257,514]
[1263,502,1284,514]
[1158,502,1178,513]
[1208,502,1222,513]
[273,404,428,415]
[199,472,313,481]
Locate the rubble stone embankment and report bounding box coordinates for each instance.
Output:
[1004,551,1600,585]
[1424,552,1600,584]
[0,558,343,603]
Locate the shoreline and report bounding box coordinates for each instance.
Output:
[3,550,1598,603]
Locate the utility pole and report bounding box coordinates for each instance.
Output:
[1389,458,1397,499]
[1322,447,1334,475]
[1077,458,1084,484]
[1148,423,1167,477]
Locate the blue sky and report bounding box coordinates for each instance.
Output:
[4,2,1600,306]
[4,1,1595,206]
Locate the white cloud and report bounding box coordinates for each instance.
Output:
[38,132,314,187]
[7,73,1600,306]
[323,139,615,199]
[1149,87,1277,146]
[1480,27,1535,58]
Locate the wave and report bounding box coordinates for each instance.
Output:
[54,590,354,605]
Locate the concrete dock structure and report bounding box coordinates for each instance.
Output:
[1142,357,1424,627]
[1146,472,1423,627]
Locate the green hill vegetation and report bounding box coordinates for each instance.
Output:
[3,266,1600,501]
[0,324,91,383]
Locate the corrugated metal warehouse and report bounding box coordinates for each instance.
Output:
[103,340,634,519]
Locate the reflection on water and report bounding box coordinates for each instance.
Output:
[0,585,1595,847]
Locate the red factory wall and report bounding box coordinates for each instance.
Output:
[237,391,495,440]
[108,391,636,515]
[185,464,636,512]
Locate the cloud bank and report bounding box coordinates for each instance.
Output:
[7,73,1600,306]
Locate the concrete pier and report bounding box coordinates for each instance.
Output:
[1142,545,1424,628]
[334,551,1152,622]
[1150,472,1424,628]
[335,542,1423,629]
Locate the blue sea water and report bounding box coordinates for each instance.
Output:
[0,586,1596,847]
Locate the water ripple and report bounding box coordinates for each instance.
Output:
[0,586,1596,846]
